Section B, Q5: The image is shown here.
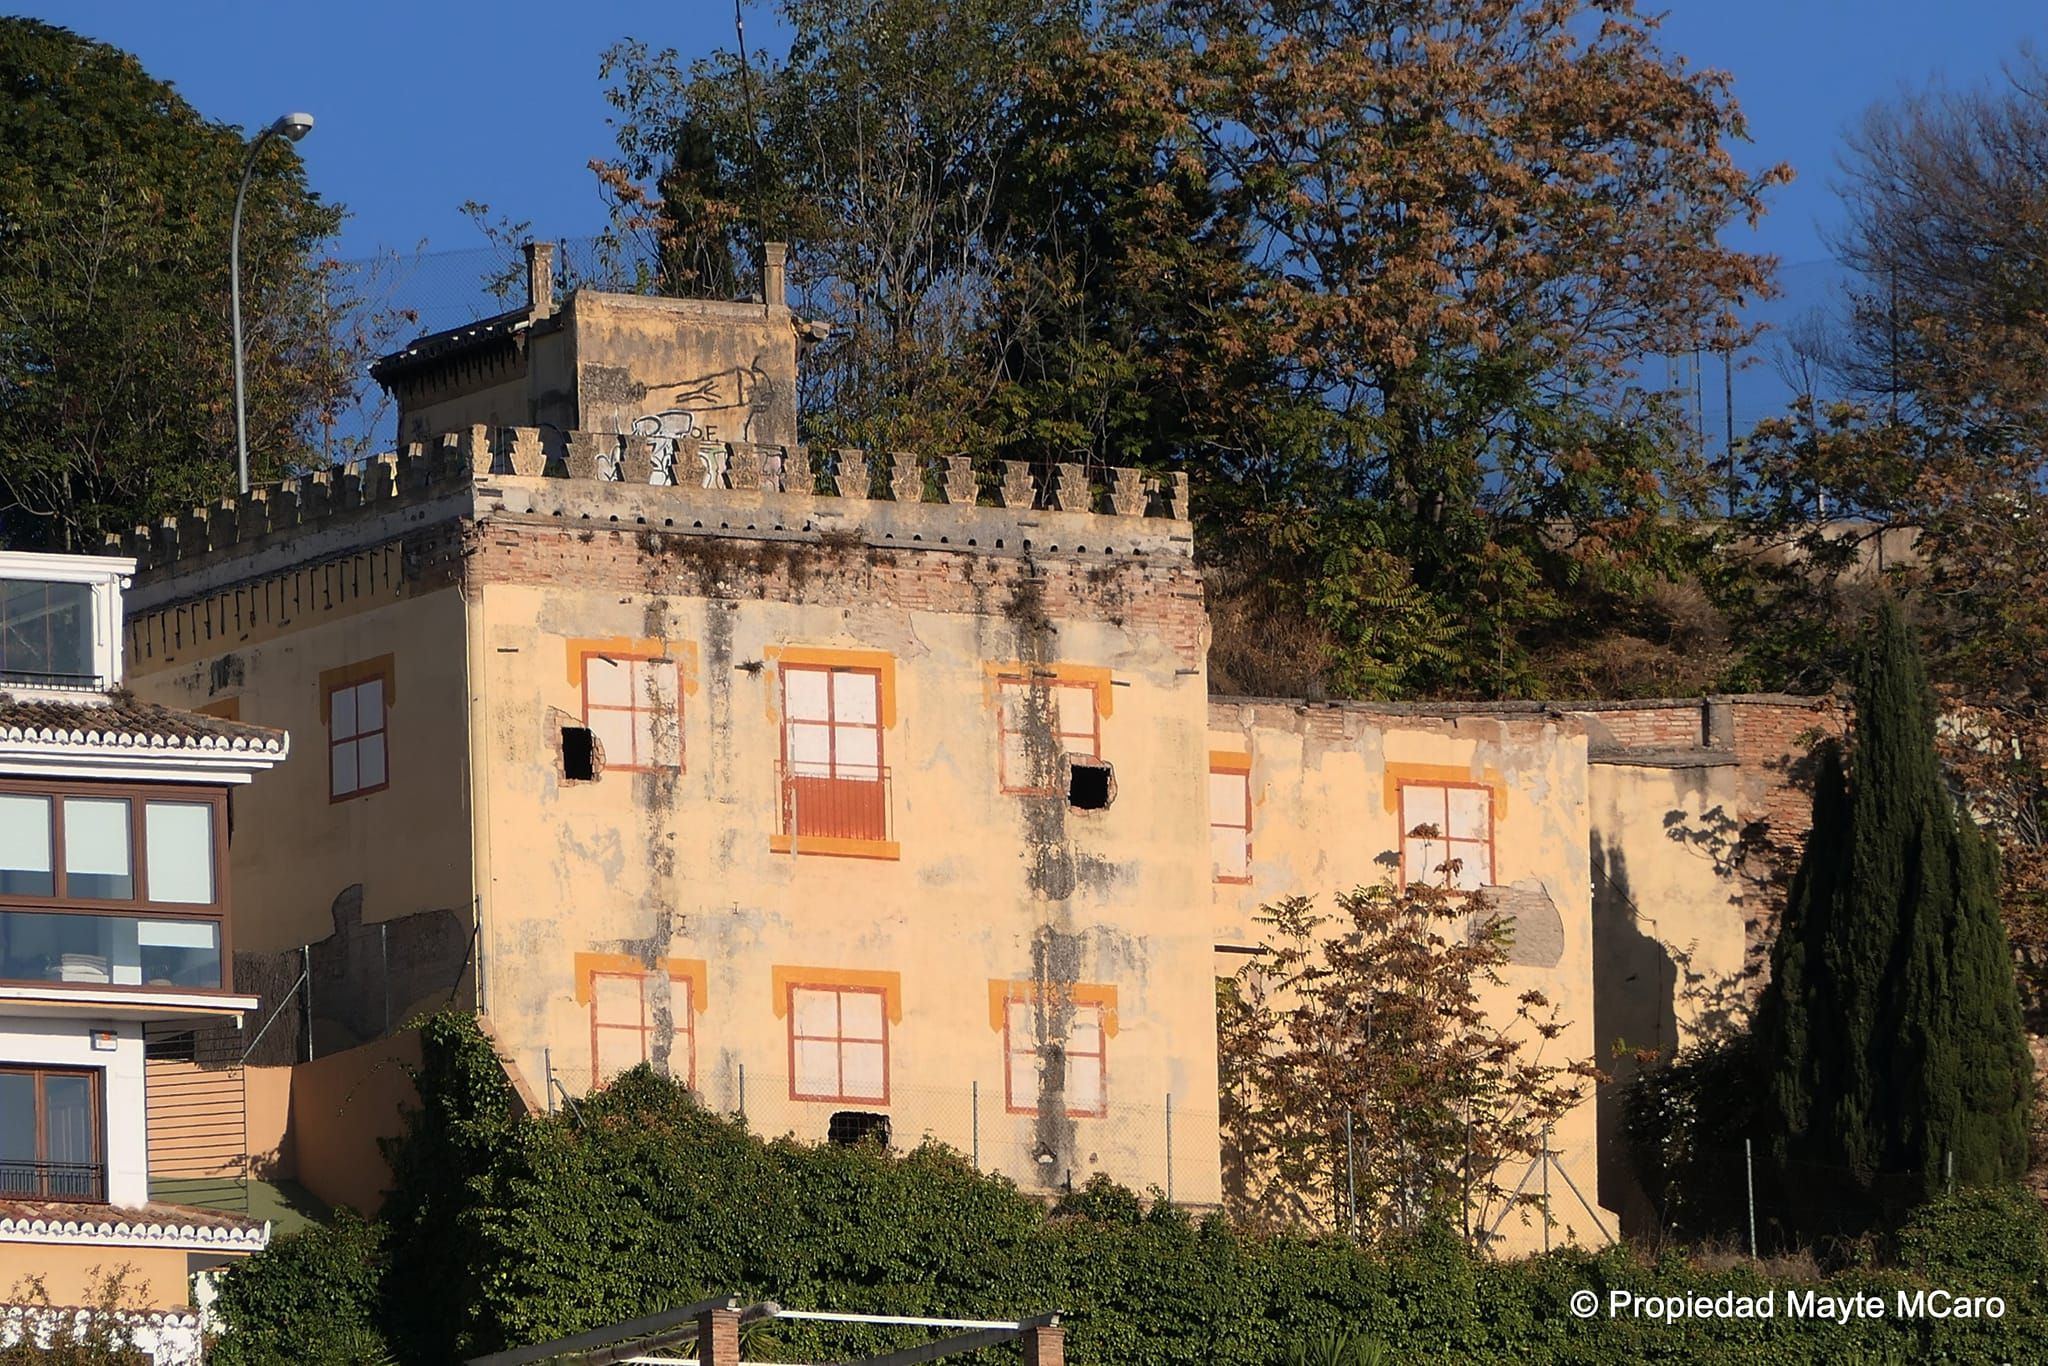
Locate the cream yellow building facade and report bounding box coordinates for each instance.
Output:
[109,258,1836,1245]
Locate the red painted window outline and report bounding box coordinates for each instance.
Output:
[995,677,1101,795]
[1003,998,1107,1118]
[1209,766,1252,883]
[326,673,389,802]
[588,970,695,1089]
[1397,781,1495,890]
[779,665,888,842]
[581,653,682,772]
[787,983,889,1104]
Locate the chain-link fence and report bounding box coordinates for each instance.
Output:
[538,1054,1221,1206]
[320,242,1859,470]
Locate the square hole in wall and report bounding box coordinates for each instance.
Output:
[1066,757,1113,810]
[562,726,597,781]
[828,1111,892,1147]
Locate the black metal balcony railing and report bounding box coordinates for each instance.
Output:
[0,668,106,694]
[778,763,893,843]
[0,1159,107,1203]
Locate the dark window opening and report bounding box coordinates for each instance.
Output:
[828,1111,892,1147]
[145,1030,197,1063]
[1067,758,1113,810]
[562,726,597,781]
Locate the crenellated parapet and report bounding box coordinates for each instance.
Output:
[106,424,1193,576]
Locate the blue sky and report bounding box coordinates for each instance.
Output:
[15,0,2047,443]
[20,1,2046,268]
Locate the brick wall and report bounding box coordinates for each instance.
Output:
[1581,695,1846,981]
[461,517,1211,669]
[1583,706,1708,750]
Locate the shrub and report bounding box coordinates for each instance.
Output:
[208,1211,390,1366]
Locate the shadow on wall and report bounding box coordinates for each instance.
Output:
[238,886,474,1067]
[1590,834,1677,1238]
[245,1029,423,1217]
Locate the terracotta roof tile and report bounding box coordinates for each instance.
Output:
[0,698,286,753]
[0,1198,268,1250]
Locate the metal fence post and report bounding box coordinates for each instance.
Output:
[738,1061,747,1124]
[1542,1124,1552,1255]
[379,922,390,1035]
[972,1079,980,1168]
[1946,1147,1955,1198]
[1165,1092,1174,1203]
[544,1046,554,1116]
[300,944,313,1062]
[1745,1137,1758,1260]
[1345,1110,1357,1234]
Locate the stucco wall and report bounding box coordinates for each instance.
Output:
[286,1030,420,1216]
[470,521,1220,1203]
[1206,699,1612,1249]
[0,1242,192,1313]
[394,290,799,452]
[124,559,477,1059]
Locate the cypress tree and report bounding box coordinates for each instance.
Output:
[1754,601,2030,1235]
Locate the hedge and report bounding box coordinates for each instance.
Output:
[212,1014,2048,1364]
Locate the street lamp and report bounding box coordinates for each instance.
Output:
[231,112,315,495]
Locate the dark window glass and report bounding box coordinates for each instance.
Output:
[0,909,220,989]
[0,579,93,684]
[0,1074,33,1161]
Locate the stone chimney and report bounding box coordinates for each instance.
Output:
[760,241,788,309]
[524,241,556,320]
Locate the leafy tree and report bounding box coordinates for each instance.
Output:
[1218,879,1596,1245]
[0,19,365,550]
[596,0,1103,455]
[594,1,1782,698]
[1753,602,2032,1236]
[1089,0,1783,698]
[1724,59,2048,1021]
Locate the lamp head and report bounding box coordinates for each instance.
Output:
[270,112,315,142]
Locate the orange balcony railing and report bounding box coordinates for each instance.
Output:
[778,763,892,844]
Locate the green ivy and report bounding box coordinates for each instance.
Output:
[215,1014,2048,1365]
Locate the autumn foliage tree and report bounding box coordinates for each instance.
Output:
[1218,877,1597,1245]
[593,0,1783,697]
[1724,56,2048,1019]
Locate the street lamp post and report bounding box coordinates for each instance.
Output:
[231,112,315,495]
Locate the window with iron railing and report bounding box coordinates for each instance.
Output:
[778,664,889,844]
[0,1066,104,1202]
[0,578,97,692]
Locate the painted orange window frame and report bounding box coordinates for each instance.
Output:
[1002,998,1109,1118]
[994,677,1102,795]
[580,652,683,773]
[1396,779,1497,890]
[1209,752,1253,884]
[773,661,896,857]
[588,971,696,1090]
[785,981,891,1105]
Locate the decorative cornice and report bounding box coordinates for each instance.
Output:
[0,1210,270,1253]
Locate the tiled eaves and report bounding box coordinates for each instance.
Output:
[0,700,287,754]
[0,1200,269,1252]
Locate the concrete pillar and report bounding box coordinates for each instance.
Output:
[698,1307,742,1366]
[1022,1323,1064,1366]
[524,241,556,319]
[761,241,788,307]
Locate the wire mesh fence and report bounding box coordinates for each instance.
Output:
[539,1054,1221,1206]
[319,240,1860,472]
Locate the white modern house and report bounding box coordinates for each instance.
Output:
[0,550,288,1362]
